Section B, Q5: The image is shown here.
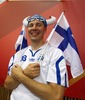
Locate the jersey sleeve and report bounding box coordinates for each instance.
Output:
[7,48,27,76]
[47,48,69,87]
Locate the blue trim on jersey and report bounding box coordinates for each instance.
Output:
[55,56,64,85]
[8,55,14,72]
[65,73,67,87]
[29,49,41,57]
[8,63,13,72]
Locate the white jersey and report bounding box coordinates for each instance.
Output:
[8,43,69,100]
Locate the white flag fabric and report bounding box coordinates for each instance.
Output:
[46,12,84,78]
[15,25,28,52]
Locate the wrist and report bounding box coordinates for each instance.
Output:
[22,70,33,79]
[22,70,27,75]
[22,70,28,76]
[18,72,29,83]
[22,70,25,74]
[18,72,24,82]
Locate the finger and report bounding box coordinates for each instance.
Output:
[32,67,40,71]
[15,65,18,68]
[35,67,40,71]
[28,63,40,68]
[34,64,40,68]
[32,71,40,77]
[14,64,21,68]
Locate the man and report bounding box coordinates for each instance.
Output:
[4,14,69,100]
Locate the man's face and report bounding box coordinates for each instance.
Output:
[27,19,47,42]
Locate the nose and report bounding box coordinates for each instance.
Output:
[32,24,38,30]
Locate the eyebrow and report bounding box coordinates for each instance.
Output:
[29,21,44,25]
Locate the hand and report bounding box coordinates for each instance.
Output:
[11,65,23,81]
[23,63,40,79]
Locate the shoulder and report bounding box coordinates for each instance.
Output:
[10,46,30,60]
[46,43,65,60]
[48,43,63,54]
[15,46,29,55]
[9,46,30,64]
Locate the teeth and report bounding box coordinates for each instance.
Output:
[31,32,39,35]
[30,30,40,36]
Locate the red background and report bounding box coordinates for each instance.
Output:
[0,0,85,99]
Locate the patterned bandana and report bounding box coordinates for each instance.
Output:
[27,14,47,27]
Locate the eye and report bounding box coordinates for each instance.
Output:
[28,23,33,28]
[36,23,43,27]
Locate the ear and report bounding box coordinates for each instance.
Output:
[43,27,47,33]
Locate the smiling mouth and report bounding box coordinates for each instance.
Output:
[30,31,40,36]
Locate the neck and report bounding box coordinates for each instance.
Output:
[30,40,45,50]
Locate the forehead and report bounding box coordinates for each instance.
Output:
[29,19,44,25]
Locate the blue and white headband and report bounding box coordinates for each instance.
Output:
[23,14,56,27]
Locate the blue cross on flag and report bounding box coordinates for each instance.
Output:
[46,12,84,78]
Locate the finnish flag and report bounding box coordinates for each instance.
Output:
[47,12,84,78]
[15,25,28,52]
